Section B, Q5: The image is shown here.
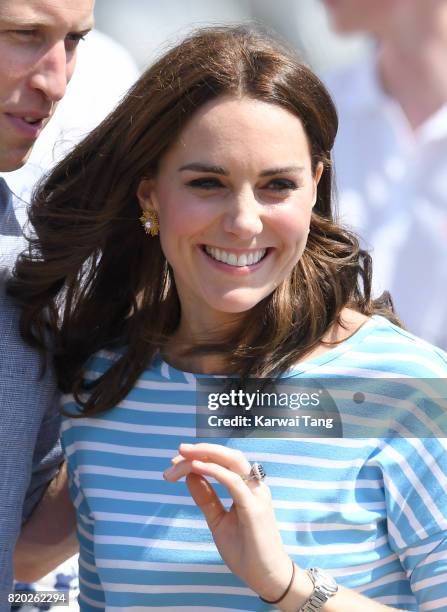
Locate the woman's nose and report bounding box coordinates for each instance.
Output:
[222,190,263,239]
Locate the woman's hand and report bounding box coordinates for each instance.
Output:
[163,442,293,601]
[163,443,405,612]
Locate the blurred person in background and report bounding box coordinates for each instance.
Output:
[322,0,447,348]
[0,1,139,610]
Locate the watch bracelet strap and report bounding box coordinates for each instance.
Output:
[298,568,338,611]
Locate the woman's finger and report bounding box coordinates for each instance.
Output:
[179,443,252,477]
[172,452,209,465]
[170,454,184,465]
[163,459,191,481]
[189,459,255,510]
[185,473,227,530]
[164,457,256,510]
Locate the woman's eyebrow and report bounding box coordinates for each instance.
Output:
[259,166,304,176]
[178,164,305,176]
[178,163,229,175]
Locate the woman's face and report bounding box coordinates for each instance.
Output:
[137,95,322,333]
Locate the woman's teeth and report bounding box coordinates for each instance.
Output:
[205,246,266,267]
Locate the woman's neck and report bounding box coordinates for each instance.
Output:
[162,314,242,375]
[162,308,370,376]
[161,347,228,375]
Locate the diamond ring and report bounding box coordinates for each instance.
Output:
[242,462,266,482]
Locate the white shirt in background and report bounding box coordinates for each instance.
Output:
[325,55,447,349]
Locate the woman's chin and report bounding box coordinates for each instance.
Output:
[205,292,271,316]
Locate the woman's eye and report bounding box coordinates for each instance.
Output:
[187,178,224,190]
[264,178,298,192]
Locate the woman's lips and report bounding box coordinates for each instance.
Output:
[204,245,267,267]
[201,245,271,274]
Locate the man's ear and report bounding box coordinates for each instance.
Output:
[137,178,159,213]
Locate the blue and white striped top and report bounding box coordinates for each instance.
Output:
[62,315,447,611]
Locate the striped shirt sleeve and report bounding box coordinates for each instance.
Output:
[409,535,447,611]
[373,438,447,609]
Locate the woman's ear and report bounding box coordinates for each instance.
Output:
[314,161,324,185]
[137,179,159,213]
[312,161,324,207]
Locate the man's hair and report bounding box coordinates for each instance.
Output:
[10,25,398,416]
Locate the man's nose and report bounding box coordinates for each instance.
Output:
[223,190,263,239]
[28,41,71,103]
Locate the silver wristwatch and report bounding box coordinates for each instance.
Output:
[299,567,338,611]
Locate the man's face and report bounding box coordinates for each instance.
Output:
[322,0,394,35]
[0,0,94,171]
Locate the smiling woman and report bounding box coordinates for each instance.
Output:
[9,25,447,612]
[136,96,323,344]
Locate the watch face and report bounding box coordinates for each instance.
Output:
[319,570,337,588]
[309,567,338,592]
[301,569,338,611]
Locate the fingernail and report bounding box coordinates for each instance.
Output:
[163,467,174,480]
[180,443,193,451]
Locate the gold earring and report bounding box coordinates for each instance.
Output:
[139,210,159,237]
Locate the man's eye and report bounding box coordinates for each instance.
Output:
[264,178,298,191]
[187,178,224,190]
[65,33,86,51]
[11,30,37,38]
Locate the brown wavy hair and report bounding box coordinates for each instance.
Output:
[9,25,398,416]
